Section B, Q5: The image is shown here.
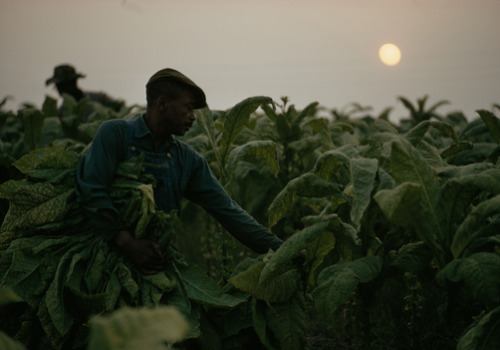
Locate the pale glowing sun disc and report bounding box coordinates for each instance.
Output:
[379,43,401,66]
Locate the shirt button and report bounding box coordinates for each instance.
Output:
[166,152,172,158]
[130,146,136,151]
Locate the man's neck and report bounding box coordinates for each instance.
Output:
[144,113,172,151]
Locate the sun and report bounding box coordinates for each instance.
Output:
[378,43,401,66]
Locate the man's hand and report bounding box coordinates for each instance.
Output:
[114,230,165,275]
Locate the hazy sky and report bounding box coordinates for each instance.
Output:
[1,0,499,122]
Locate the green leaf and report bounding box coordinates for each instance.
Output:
[451,194,500,258]
[291,101,319,125]
[0,287,23,307]
[175,263,245,308]
[228,259,266,299]
[457,305,500,350]
[261,220,329,281]
[267,173,340,227]
[440,141,474,159]
[226,140,279,177]
[39,117,63,147]
[219,96,273,164]
[350,157,378,229]
[312,256,382,317]
[430,120,459,143]
[44,244,86,337]
[134,184,156,237]
[389,241,433,272]
[312,149,351,183]
[477,109,500,144]
[374,182,422,228]
[437,253,500,306]
[229,255,300,303]
[87,306,191,350]
[405,120,431,145]
[390,139,438,189]
[373,119,398,134]
[388,139,446,266]
[42,95,58,117]
[230,222,335,303]
[194,107,218,156]
[0,180,74,232]
[251,299,276,350]
[275,110,292,142]
[439,168,500,250]
[306,228,336,288]
[261,103,278,123]
[399,96,417,118]
[266,293,307,350]
[18,108,45,151]
[60,94,78,117]
[406,120,459,145]
[78,120,103,143]
[12,147,80,174]
[0,331,26,350]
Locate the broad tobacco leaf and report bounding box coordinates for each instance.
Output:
[305,228,336,288]
[0,180,74,233]
[260,221,329,285]
[12,147,80,174]
[228,254,300,304]
[226,140,279,177]
[477,109,500,144]
[457,305,500,350]
[18,108,45,151]
[350,157,378,229]
[437,252,500,307]
[312,149,351,184]
[451,194,500,258]
[389,241,433,273]
[267,173,340,227]
[376,139,447,267]
[374,182,422,228]
[0,148,201,348]
[135,184,156,237]
[230,221,336,304]
[219,96,273,164]
[194,107,218,157]
[439,169,500,257]
[87,306,191,350]
[312,256,382,318]
[175,263,245,308]
[0,331,26,350]
[266,292,307,350]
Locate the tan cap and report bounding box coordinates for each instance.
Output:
[146,68,207,109]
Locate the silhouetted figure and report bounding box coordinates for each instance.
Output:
[45,64,125,116]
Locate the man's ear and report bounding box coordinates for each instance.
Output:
[157,95,169,110]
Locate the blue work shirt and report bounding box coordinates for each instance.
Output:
[76,114,282,253]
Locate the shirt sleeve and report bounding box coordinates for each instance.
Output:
[75,120,127,239]
[184,152,283,254]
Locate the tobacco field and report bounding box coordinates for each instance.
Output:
[1,93,500,350]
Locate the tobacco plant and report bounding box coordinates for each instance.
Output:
[1,94,500,349]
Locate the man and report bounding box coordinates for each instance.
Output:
[76,68,283,274]
[46,64,125,113]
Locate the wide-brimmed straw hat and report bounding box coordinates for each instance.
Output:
[45,64,85,86]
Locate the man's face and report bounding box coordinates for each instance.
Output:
[152,90,197,138]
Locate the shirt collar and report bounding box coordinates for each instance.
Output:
[136,114,153,138]
[136,114,175,148]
